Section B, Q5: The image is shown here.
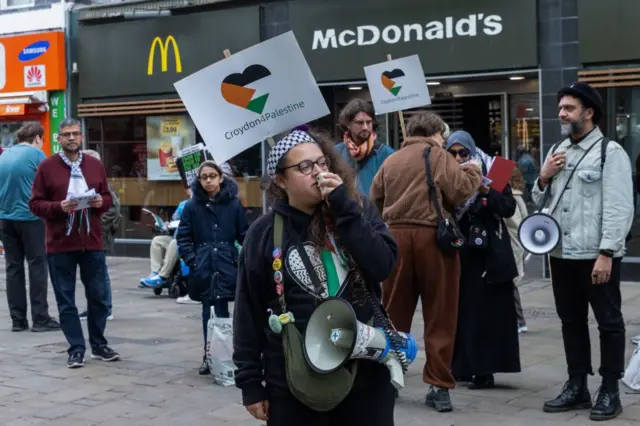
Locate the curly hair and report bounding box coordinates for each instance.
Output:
[264,127,369,303]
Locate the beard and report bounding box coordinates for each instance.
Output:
[560,117,586,137]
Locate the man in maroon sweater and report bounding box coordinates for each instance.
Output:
[29,118,120,368]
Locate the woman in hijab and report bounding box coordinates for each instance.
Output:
[448,130,522,389]
[233,126,398,425]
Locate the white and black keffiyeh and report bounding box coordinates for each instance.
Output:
[59,151,91,236]
[266,130,316,179]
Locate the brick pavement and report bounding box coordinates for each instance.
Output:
[0,256,639,425]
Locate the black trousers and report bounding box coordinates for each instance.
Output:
[0,219,50,323]
[550,256,625,380]
[267,363,396,426]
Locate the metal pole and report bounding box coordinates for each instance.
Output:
[261,140,268,215]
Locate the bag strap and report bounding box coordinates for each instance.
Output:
[424,147,445,222]
[543,137,603,213]
[273,213,287,314]
[600,137,610,171]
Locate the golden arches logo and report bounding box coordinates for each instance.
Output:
[147,36,182,76]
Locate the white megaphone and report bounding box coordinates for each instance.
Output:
[303,298,418,390]
[518,211,561,259]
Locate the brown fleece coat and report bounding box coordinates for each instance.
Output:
[370,136,483,227]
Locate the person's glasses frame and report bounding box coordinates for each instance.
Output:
[60,131,83,138]
[200,174,220,182]
[280,156,331,175]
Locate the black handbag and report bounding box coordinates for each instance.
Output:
[424,147,465,255]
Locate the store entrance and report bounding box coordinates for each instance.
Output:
[423,93,506,156]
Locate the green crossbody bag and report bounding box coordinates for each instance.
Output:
[268,213,358,412]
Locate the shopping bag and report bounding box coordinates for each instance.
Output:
[622,344,640,391]
[205,307,236,386]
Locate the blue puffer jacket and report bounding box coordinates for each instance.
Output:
[177,177,248,301]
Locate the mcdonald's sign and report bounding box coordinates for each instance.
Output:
[147,35,182,76]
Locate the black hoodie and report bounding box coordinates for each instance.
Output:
[232,184,398,406]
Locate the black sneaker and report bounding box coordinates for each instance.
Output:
[67,352,85,369]
[31,317,61,332]
[425,385,453,413]
[11,319,28,332]
[91,346,120,362]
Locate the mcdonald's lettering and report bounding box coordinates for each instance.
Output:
[147,36,182,76]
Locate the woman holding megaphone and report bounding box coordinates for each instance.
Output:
[232,126,399,425]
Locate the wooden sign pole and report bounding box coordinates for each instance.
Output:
[386,54,407,140]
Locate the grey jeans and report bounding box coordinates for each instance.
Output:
[0,219,50,323]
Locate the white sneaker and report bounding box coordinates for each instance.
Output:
[518,325,528,334]
[107,314,114,321]
[176,295,200,305]
[631,334,640,345]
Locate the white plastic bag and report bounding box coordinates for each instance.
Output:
[205,307,236,386]
[622,344,640,391]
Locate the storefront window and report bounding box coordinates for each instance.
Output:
[85,114,262,242]
[596,87,640,259]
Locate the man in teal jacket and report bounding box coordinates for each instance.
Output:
[334,99,395,196]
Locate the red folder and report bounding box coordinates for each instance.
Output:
[486,156,516,193]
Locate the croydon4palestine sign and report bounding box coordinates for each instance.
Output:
[174,31,329,164]
[364,54,431,115]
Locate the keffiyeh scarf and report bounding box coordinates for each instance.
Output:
[455,152,487,221]
[59,151,91,236]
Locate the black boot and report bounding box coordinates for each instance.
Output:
[543,375,592,413]
[469,374,495,390]
[199,356,210,375]
[590,380,622,421]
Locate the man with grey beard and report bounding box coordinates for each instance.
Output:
[531,82,633,422]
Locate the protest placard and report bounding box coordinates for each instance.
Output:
[364,54,431,116]
[176,143,214,188]
[174,31,329,164]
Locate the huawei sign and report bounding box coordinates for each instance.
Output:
[24,65,46,88]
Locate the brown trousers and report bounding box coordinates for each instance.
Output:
[382,226,460,389]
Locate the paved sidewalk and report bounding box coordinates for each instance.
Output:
[0,256,639,425]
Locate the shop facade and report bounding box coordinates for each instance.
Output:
[74,0,581,263]
[576,0,640,270]
[0,31,67,155]
[287,0,541,160]
[75,5,262,256]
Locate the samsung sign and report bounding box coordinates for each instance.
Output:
[18,41,50,62]
[312,14,504,50]
[289,0,537,82]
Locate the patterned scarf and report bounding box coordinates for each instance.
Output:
[59,151,91,236]
[344,131,376,161]
[455,152,487,221]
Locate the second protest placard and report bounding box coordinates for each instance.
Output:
[364,54,431,115]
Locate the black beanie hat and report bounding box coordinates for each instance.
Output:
[557,82,604,124]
